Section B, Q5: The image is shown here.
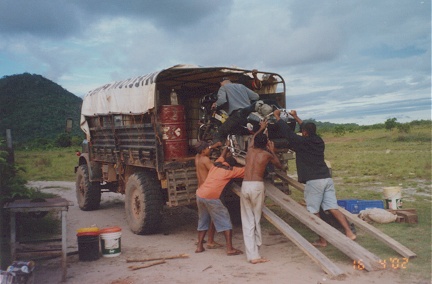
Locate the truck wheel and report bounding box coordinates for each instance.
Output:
[125,172,163,235]
[76,165,101,211]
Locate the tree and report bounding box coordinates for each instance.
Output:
[334,125,346,137]
[0,139,29,202]
[385,118,398,131]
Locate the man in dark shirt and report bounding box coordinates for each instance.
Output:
[273,109,356,247]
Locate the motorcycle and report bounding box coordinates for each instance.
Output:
[197,92,296,162]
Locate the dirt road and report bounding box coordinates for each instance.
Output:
[26,181,407,284]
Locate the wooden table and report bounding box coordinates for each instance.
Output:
[4,198,73,282]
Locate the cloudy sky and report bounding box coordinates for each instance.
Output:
[0,0,430,125]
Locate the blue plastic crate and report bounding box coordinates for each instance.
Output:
[337,199,360,213]
[358,200,384,211]
[337,199,384,214]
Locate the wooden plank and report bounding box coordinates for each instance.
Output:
[274,169,417,259]
[231,184,345,277]
[339,207,417,258]
[274,169,304,191]
[264,182,383,271]
[263,207,346,278]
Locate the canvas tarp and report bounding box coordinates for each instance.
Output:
[79,65,199,138]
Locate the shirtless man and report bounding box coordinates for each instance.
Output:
[194,141,221,249]
[241,121,282,264]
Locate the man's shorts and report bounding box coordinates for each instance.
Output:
[304,178,339,214]
[196,196,232,232]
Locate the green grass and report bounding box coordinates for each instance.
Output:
[282,125,431,283]
[15,148,78,181]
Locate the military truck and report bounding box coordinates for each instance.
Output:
[75,64,291,235]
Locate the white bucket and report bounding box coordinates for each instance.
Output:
[100,227,122,257]
[383,187,402,210]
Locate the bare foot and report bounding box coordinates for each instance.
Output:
[250,258,269,264]
[311,240,327,247]
[347,233,357,241]
[195,247,205,253]
[227,248,243,256]
[206,242,223,249]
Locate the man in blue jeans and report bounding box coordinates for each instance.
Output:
[273,109,356,247]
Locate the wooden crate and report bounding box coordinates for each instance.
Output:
[387,209,418,224]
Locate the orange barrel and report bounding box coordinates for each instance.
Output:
[159,105,188,160]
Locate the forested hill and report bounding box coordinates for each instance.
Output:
[0,73,83,143]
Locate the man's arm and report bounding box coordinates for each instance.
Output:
[289,110,303,125]
[273,109,303,143]
[267,140,283,169]
[203,156,213,171]
[245,87,260,101]
[213,87,227,109]
[249,120,267,148]
[219,139,230,159]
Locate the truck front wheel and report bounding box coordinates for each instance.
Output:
[76,165,101,211]
[125,172,163,235]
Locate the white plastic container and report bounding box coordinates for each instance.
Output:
[99,227,122,257]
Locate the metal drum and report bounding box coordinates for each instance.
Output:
[159,105,188,160]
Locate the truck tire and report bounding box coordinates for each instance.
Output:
[125,172,163,235]
[76,165,101,211]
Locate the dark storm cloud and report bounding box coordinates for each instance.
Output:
[0,0,82,37]
[75,0,231,29]
[0,0,232,38]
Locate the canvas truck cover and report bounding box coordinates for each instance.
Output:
[80,64,283,139]
[80,64,200,138]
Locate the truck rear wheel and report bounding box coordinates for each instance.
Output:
[76,165,101,211]
[125,172,163,235]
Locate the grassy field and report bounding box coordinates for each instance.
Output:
[281,125,431,283]
[15,147,78,181]
[14,125,431,282]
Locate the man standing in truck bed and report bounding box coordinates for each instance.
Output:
[195,141,244,256]
[209,77,260,150]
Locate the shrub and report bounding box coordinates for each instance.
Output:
[55,133,71,147]
[397,123,411,133]
[71,136,84,147]
[0,139,29,202]
[334,126,346,137]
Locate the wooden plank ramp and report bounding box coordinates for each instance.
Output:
[339,207,417,259]
[231,183,346,278]
[263,181,383,272]
[273,169,417,259]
